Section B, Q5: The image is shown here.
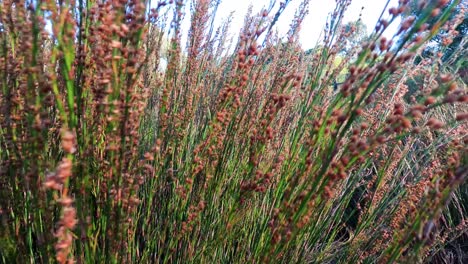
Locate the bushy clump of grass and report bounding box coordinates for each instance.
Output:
[0,0,466,263]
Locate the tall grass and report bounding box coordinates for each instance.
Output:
[0,0,466,263]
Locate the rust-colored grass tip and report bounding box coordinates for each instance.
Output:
[61,130,76,154]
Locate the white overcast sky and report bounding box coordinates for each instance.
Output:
[175,0,401,50]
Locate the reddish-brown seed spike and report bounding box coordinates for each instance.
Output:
[458,95,468,103]
[414,35,423,44]
[185,178,193,185]
[402,118,412,129]
[456,113,468,121]
[448,81,457,92]
[337,114,347,123]
[59,197,73,207]
[394,108,404,116]
[424,96,436,105]
[426,118,444,130]
[376,136,386,144]
[437,0,450,8]
[379,37,387,51]
[411,104,427,112]
[398,5,406,14]
[61,131,76,154]
[410,127,421,134]
[440,74,451,83]
[381,19,389,29]
[341,156,349,166]
[443,94,458,104]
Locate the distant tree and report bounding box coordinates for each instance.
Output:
[405,1,467,70]
[339,20,368,56]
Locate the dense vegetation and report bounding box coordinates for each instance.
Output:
[0,0,466,263]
